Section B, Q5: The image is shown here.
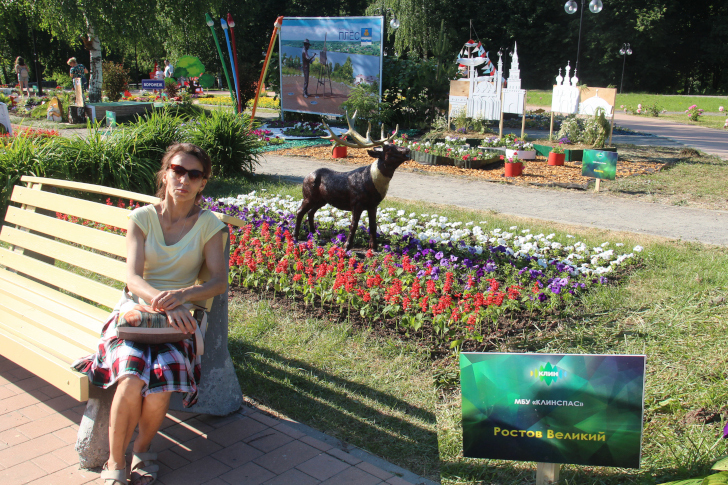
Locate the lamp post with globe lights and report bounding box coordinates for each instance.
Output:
[619,43,632,94]
[564,0,603,75]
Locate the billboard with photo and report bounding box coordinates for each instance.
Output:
[279,16,384,117]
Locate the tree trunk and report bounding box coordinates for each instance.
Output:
[85,19,103,103]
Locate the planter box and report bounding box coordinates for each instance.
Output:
[435,155,454,166]
[412,151,437,165]
[433,138,484,147]
[506,149,536,160]
[533,143,617,162]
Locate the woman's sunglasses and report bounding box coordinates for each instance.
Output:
[169,164,205,181]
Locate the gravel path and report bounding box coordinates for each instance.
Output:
[260,153,728,246]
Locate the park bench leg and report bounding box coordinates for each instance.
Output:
[76,384,116,469]
[168,288,243,416]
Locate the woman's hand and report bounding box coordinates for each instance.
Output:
[165,306,197,334]
[150,289,186,312]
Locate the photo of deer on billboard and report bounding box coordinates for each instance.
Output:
[279,16,384,117]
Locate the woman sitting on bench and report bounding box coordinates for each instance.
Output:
[73,143,227,485]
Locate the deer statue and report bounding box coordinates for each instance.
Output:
[293,113,410,250]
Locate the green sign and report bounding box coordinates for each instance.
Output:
[106,111,116,128]
[582,149,618,180]
[461,353,646,468]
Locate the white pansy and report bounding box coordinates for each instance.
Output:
[634,245,643,252]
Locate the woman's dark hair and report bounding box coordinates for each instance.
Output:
[15,57,25,66]
[155,143,213,202]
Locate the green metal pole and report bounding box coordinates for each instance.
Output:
[205,13,237,114]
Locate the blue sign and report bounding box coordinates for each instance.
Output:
[142,79,165,90]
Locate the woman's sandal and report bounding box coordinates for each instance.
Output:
[101,463,128,484]
[130,451,159,485]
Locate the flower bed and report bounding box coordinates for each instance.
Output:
[203,192,642,352]
[1,126,60,143]
[281,121,327,137]
[396,136,501,169]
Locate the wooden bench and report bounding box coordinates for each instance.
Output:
[0,176,245,467]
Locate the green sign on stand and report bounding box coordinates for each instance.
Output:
[582,149,618,180]
[106,111,116,129]
[461,353,646,468]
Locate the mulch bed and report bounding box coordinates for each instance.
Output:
[272,145,668,190]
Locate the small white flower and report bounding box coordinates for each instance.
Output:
[633,245,644,252]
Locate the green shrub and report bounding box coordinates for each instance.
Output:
[49,71,73,90]
[182,110,261,177]
[102,61,130,102]
[341,82,391,131]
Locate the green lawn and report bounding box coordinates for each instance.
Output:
[603,146,728,211]
[527,90,728,114]
[206,170,728,485]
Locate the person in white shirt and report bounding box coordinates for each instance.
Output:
[164,60,174,78]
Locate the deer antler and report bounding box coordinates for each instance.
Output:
[321,110,399,149]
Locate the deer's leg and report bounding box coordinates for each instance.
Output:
[367,208,378,250]
[306,201,326,236]
[294,200,311,241]
[345,209,363,251]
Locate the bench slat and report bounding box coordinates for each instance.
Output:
[0,226,127,283]
[0,282,101,345]
[0,328,88,402]
[5,206,126,258]
[0,302,95,359]
[21,176,160,204]
[0,248,120,308]
[11,185,132,229]
[0,268,109,322]
[0,278,102,336]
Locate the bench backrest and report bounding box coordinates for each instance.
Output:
[2,175,243,318]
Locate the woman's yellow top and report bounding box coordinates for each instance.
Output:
[129,204,225,292]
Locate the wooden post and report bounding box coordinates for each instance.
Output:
[521,90,527,138]
[536,463,560,485]
[549,111,555,140]
[499,90,504,138]
[595,178,601,192]
[608,111,615,146]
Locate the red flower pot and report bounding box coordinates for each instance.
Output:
[504,162,523,177]
[332,146,347,158]
[548,152,565,166]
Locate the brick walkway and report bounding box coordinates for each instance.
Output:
[0,356,436,485]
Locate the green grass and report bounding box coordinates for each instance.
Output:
[659,114,727,131]
[526,90,728,114]
[603,147,728,210]
[227,294,440,481]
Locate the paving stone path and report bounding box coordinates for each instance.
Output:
[0,356,436,485]
[259,153,728,247]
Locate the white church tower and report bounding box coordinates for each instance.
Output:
[502,42,526,114]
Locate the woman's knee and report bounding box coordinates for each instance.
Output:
[116,375,145,396]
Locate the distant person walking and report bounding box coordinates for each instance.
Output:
[164,60,174,78]
[14,57,30,97]
[301,39,316,99]
[67,57,88,91]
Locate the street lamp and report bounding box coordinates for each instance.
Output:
[619,43,632,94]
[564,0,603,75]
[205,13,237,114]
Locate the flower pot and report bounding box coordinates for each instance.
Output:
[548,152,565,166]
[332,146,347,158]
[504,162,523,177]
